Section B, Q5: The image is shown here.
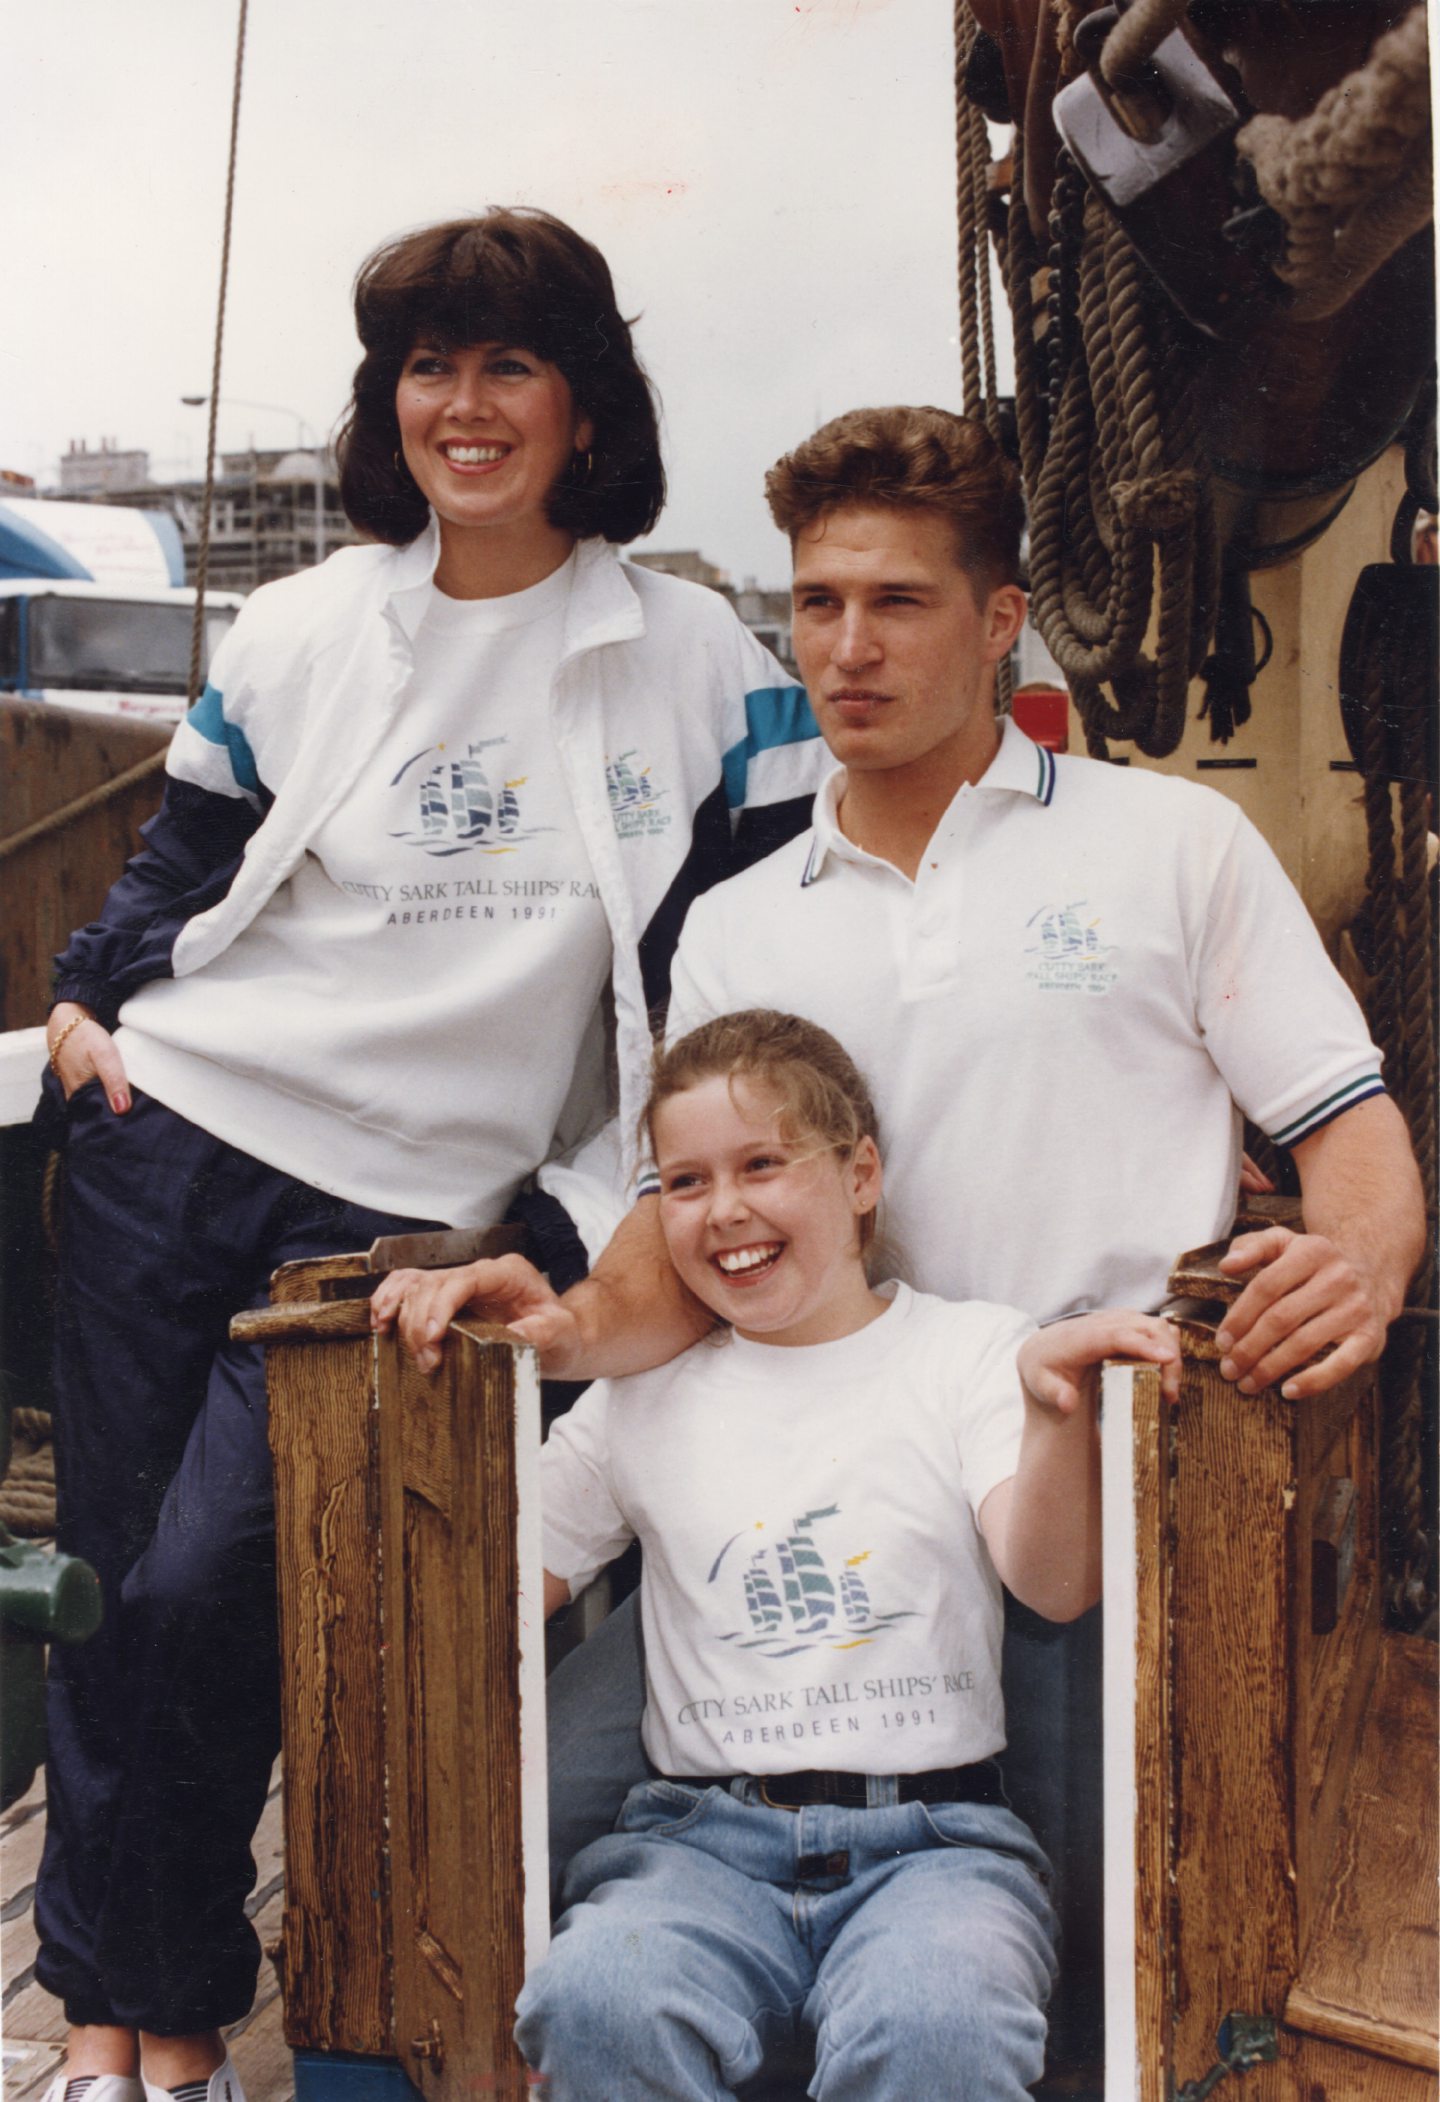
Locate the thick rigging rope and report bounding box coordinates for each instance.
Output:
[1097,0,1190,88]
[950,0,1217,758]
[996,98,1213,758]
[953,4,1012,709]
[186,0,250,709]
[953,0,1431,759]
[1239,5,1432,323]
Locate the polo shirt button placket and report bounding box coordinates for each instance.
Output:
[908,852,961,999]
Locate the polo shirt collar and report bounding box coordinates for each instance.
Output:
[799,715,1057,885]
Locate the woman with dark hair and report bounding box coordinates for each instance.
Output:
[37,208,822,2102]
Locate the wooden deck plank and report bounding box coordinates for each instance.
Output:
[3,1886,43,2013]
[1285,1633,1439,2072]
[3,1973,68,2046]
[2,2039,64,2102]
[1,1815,49,1918]
[2,1768,293,2102]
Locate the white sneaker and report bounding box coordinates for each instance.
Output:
[41,2076,145,2102]
[140,2056,246,2102]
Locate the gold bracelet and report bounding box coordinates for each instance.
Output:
[48,1013,92,1074]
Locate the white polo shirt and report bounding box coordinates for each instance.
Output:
[664,719,1384,1321]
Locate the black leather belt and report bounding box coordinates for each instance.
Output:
[668,1762,1005,1810]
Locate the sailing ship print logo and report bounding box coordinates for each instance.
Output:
[388,737,554,859]
[606,748,671,840]
[709,1504,915,1659]
[1023,898,1118,994]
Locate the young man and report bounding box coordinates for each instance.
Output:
[382,406,1423,1399]
[374,412,1424,2007]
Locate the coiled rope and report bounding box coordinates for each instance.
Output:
[1239,4,1432,323]
[972,37,1214,759]
[953,0,1216,758]
[953,5,1013,711]
[953,0,1432,758]
[0,1409,55,1538]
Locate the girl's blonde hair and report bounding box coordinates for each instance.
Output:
[644,1010,882,1252]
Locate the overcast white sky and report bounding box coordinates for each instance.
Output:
[4,0,1013,585]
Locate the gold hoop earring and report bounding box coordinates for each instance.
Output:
[579,450,594,481]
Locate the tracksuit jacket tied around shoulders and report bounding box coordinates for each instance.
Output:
[50,522,824,1256]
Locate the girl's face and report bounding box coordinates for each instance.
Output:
[395,340,592,580]
[652,1073,883,1348]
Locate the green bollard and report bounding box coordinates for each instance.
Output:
[0,1527,102,1811]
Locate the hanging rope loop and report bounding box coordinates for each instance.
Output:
[1096,0,1191,93]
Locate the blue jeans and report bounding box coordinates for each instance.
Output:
[546,1589,651,1900]
[545,1586,1106,2069]
[517,1778,1058,2100]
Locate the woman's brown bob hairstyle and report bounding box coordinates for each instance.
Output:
[337,209,666,547]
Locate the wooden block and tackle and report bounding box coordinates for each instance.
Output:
[240,1245,546,2102]
[1102,1233,1438,2102]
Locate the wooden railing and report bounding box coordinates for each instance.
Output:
[0,698,170,1031]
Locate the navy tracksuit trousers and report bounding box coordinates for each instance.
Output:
[36,1082,444,2035]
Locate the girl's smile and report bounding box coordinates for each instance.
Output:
[652,1073,886,1348]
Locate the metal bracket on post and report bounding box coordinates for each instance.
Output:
[1174,2013,1280,2100]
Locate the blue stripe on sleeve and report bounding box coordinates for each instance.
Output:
[1270,1076,1387,1148]
[186,683,261,797]
[721,685,822,810]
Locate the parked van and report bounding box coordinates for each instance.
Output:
[0,498,241,724]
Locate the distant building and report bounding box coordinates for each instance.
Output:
[60,439,153,496]
[631,548,729,592]
[732,577,795,674]
[632,550,796,673]
[65,447,354,593]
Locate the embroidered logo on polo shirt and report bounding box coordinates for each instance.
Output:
[708,1504,915,1659]
[388,736,555,859]
[607,748,671,839]
[1024,899,1119,994]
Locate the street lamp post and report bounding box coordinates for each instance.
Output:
[180,393,327,571]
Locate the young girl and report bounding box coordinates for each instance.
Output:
[515,1009,1180,2101]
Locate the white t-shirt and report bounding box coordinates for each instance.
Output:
[119,556,612,1225]
[665,722,1384,1320]
[542,1283,1034,1777]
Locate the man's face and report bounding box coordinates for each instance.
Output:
[789,504,1020,789]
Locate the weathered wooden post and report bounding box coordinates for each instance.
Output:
[1103,1240,1437,2101]
[236,1255,546,2102]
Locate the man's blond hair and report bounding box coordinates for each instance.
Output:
[765,405,1022,590]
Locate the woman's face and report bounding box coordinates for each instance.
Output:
[395,340,593,552]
